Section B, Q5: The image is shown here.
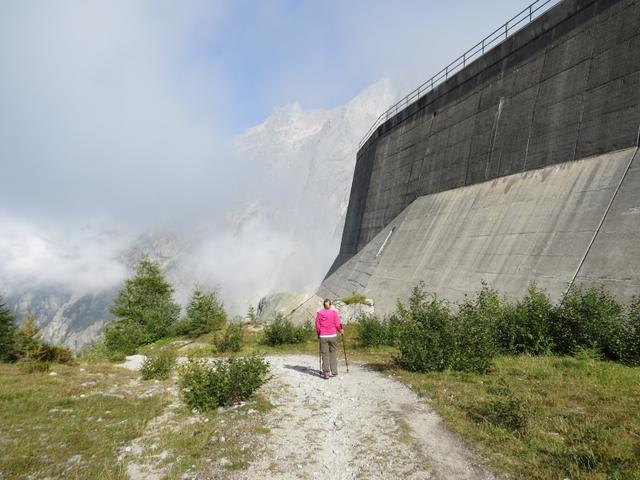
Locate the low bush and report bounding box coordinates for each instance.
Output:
[356,314,393,347]
[79,340,114,363]
[495,285,554,355]
[622,296,640,365]
[178,356,270,410]
[392,281,638,373]
[395,282,500,374]
[396,283,455,372]
[34,343,74,364]
[262,314,312,346]
[11,315,75,364]
[551,286,625,360]
[103,319,149,357]
[451,284,502,373]
[140,351,176,380]
[215,323,243,353]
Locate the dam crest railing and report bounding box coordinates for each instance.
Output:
[359,0,561,149]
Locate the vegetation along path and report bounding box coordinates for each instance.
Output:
[121,354,499,480]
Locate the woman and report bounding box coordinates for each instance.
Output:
[315,298,344,379]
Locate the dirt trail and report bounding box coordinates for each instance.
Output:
[232,354,498,480]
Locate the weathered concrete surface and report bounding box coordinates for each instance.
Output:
[257,291,375,324]
[320,148,639,313]
[574,146,640,297]
[257,292,322,325]
[331,0,640,276]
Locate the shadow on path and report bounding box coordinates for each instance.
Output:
[283,364,322,378]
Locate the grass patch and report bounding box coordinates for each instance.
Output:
[0,362,169,479]
[380,355,640,480]
[340,293,368,305]
[151,396,274,476]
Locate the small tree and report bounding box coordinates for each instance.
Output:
[247,305,257,324]
[104,257,180,355]
[0,297,18,362]
[15,313,43,360]
[181,288,227,337]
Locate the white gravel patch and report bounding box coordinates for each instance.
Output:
[119,355,148,371]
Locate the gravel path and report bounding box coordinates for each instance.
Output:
[118,353,499,480]
[234,355,498,480]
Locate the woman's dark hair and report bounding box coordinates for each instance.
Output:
[323,298,332,308]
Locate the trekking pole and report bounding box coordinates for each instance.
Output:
[341,331,349,373]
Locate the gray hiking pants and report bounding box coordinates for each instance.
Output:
[320,336,338,374]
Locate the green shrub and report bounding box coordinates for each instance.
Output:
[395,282,499,374]
[11,315,74,364]
[340,293,368,305]
[140,351,176,380]
[216,323,243,353]
[178,356,270,410]
[552,286,625,360]
[396,283,455,372]
[103,319,149,356]
[451,284,501,374]
[356,314,391,347]
[175,288,227,337]
[262,314,312,346]
[79,339,114,363]
[34,343,74,364]
[622,296,640,365]
[496,285,554,355]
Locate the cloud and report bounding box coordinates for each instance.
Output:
[0,0,232,225]
[0,214,131,295]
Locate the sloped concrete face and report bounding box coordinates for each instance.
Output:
[575,150,640,298]
[331,0,640,276]
[257,292,322,325]
[320,148,638,313]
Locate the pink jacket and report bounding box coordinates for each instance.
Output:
[315,308,343,336]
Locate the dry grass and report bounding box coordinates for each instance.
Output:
[0,362,169,479]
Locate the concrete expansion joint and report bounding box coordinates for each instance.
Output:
[563,121,640,301]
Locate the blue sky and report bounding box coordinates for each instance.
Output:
[211,0,541,130]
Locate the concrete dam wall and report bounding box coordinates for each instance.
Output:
[320,0,640,313]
